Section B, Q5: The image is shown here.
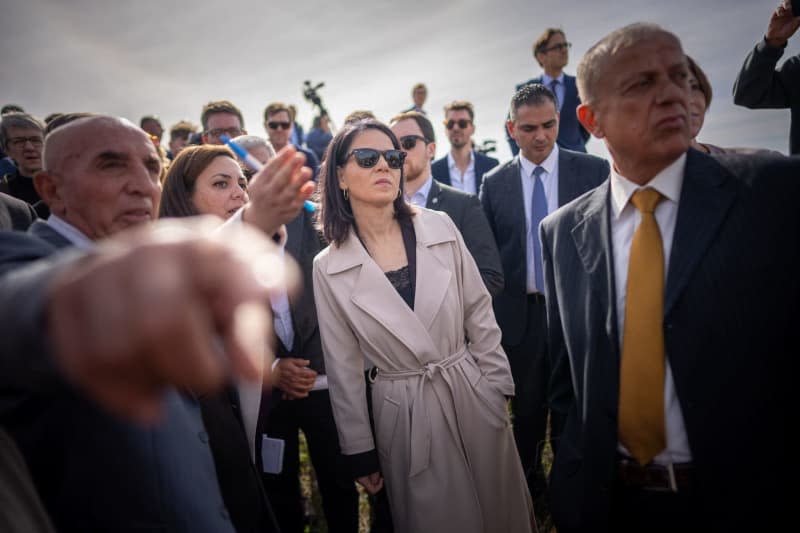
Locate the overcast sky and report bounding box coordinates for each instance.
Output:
[2,0,796,161]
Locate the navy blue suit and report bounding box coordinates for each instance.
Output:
[507,74,590,154]
[541,150,797,532]
[431,151,499,196]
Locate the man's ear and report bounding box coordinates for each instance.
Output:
[34,170,63,215]
[426,141,436,162]
[506,120,516,142]
[577,104,602,139]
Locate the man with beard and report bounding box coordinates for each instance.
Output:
[431,100,499,195]
[390,111,503,296]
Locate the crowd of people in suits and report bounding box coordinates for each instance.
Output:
[1,2,799,532]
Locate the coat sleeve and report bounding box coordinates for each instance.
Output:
[444,214,514,396]
[311,257,378,463]
[457,194,504,297]
[733,39,799,109]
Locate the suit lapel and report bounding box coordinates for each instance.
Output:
[664,150,735,316]
[503,158,528,253]
[425,179,443,209]
[571,182,619,354]
[557,149,577,207]
[411,212,453,332]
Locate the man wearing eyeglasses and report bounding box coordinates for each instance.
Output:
[431,100,499,196]
[390,111,503,296]
[200,100,247,146]
[0,112,46,215]
[507,28,590,156]
[264,102,320,181]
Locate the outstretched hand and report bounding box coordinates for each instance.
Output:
[766,1,800,48]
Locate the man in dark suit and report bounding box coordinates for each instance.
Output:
[481,83,608,513]
[0,191,36,231]
[401,82,428,114]
[260,208,359,533]
[542,23,796,532]
[390,111,504,296]
[507,28,590,155]
[431,100,499,195]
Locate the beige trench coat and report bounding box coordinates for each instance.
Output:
[313,208,535,533]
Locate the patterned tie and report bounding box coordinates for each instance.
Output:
[530,166,548,292]
[619,188,667,465]
[549,79,561,111]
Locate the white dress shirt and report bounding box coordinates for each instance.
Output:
[519,145,560,293]
[446,151,476,194]
[406,174,434,208]
[609,153,692,464]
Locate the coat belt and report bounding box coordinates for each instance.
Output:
[375,346,469,477]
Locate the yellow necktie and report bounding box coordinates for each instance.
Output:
[619,187,666,465]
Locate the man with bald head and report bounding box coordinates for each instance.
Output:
[0,114,313,532]
[541,23,797,532]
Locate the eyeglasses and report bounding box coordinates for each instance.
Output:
[399,135,427,151]
[205,127,243,138]
[267,121,292,130]
[7,136,43,148]
[542,42,572,53]
[445,119,472,130]
[344,148,405,169]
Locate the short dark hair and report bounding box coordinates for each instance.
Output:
[389,111,435,143]
[343,110,376,125]
[1,104,24,115]
[686,55,713,110]
[509,83,557,122]
[140,115,162,128]
[316,119,414,246]
[200,100,244,131]
[159,145,237,218]
[443,100,475,121]
[44,112,96,137]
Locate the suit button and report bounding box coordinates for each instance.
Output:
[198,431,209,443]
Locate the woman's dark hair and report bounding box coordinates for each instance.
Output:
[316,119,414,246]
[159,144,237,218]
[686,55,713,111]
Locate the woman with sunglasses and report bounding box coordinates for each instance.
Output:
[313,119,535,533]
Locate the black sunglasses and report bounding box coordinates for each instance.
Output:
[344,148,405,169]
[267,121,291,130]
[399,135,427,151]
[542,42,572,53]
[445,119,472,130]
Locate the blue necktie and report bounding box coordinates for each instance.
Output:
[531,166,547,292]
[549,79,561,111]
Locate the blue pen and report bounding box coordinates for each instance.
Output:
[220,134,316,213]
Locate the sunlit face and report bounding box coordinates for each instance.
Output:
[582,33,690,177]
[4,126,43,176]
[687,71,707,139]
[191,155,248,219]
[391,119,433,184]
[265,110,292,151]
[507,101,559,165]
[47,121,162,240]
[338,129,401,209]
[202,113,244,145]
[445,109,475,149]
[536,31,569,72]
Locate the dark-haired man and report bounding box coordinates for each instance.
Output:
[431,100,499,195]
[201,100,246,145]
[482,83,607,514]
[264,102,319,180]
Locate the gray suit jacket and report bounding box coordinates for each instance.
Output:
[0,192,37,231]
[541,150,797,532]
[480,149,608,345]
[425,178,504,296]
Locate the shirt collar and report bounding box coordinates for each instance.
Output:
[407,173,434,206]
[518,144,559,178]
[541,72,565,86]
[610,153,686,219]
[46,214,96,250]
[446,150,474,171]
